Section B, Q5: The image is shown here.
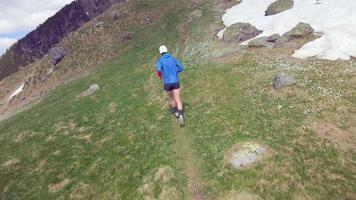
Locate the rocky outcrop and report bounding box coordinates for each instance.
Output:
[248,34,288,48]
[223,22,262,43]
[248,37,275,48]
[48,45,66,65]
[0,0,126,80]
[267,34,288,45]
[265,0,294,16]
[283,22,314,40]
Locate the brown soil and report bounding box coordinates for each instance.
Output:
[311,104,356,152]
[311,122,356,152]
[34,160,47,173]
[267,85,306,98]
[108,102,118,113]
[48,178,70,193]
[69,182,92,199]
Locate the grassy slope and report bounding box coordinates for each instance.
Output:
[0,0,355,199]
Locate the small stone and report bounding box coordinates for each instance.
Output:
[111,10,121,21]
[119,31,133,43]
[273,73,297,90]
[87,84,100,94]
[94,21,106,29]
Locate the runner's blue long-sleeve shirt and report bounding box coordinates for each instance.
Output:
[156,53,184,84]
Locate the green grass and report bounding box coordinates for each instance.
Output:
[0,0,355,199]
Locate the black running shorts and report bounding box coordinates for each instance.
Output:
[164,82,180,91]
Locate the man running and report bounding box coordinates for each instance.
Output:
[156,45,185,127]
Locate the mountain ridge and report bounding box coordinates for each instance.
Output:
[0,0,125,80]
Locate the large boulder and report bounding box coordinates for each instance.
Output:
[223,22,262,43]
[248,34,288,48]
[248,37,275,49]
[283,22,314,40]
[273,73,296,90]
[267,34,288,45]
[265,0,294,16]
[48,46,66,65]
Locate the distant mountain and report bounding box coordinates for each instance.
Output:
[0,0,125,80]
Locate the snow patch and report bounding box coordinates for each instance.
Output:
[218,0,356,60]
[7,83,25,100]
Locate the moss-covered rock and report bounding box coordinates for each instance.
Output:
[283,22,314,39]
[223,22,262,43]
[265,0,294,16]
[248,37,275,49]
[267,33,288,45]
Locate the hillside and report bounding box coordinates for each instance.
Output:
[0,0,125,80]
[0,0,355,199]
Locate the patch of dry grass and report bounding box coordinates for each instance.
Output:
[48,178,71,193]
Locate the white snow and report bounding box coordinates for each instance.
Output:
[218,0,356,60]
[7,83,24,100]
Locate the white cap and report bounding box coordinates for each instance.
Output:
[159,45,168,54]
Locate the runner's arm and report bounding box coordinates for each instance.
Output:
[156,61,163,79]
[175,58,184,73]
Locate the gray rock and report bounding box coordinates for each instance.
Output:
[265,0,294,16]
[267,33,288,45]
[229,142,267,169]
[273,73,297,90]
[88,84,100,95]
[48,46,66,65]
[248,37,275,48]
[111,10,121,21]
[119,31,132,42]
[94,21,106,28]
[283,22,314,40]
[77,84,100,99]
[223,22,262,43]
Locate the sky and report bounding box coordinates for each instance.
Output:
[0,0,73,55]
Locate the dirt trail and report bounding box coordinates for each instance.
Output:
[173,4,207,198]
[171,118,206,200]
